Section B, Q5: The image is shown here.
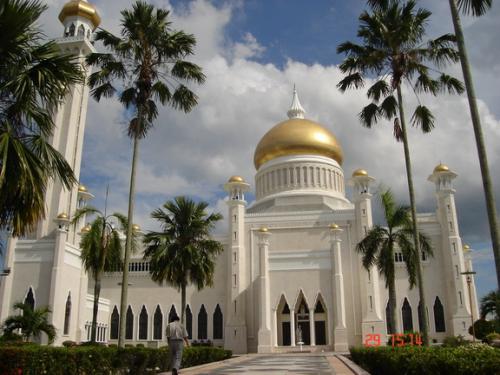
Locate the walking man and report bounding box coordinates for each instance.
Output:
[166,313,189,375]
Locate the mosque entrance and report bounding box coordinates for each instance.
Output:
[296,299,310,345]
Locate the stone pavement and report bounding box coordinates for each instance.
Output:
[160,353,361,375]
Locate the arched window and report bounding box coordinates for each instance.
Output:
[86,30,91,39]
[402,298,413,332]
[213,304,223,339]
[110,306,119,339]
[24,287,35,310]
[386,301,393,334]
[434,297,446,332]
[153,305,162,340]
[77,24,85,37]
[139,305,148,340]
[63,293,71,335]
[168,305,177,323]
[186,305,192,339]
[198,304,207,340]
[314,300,325,313]
[282,303,290,314]
[69,23,75,36]
[125,306,133,340]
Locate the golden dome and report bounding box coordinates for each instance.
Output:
[80,223,91,233]
[228,176,245,183]
[78,184,87,192]
[58,0,101,29]
[352,169,368,177]
[329,223,339,230]
[258,227,268,233]
[57,212,69,220]
[254,118,343,169]
[463,244,471,252]
[434,163,450,173]
[132,224,141,232]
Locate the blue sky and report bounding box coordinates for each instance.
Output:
[35,0,500,300]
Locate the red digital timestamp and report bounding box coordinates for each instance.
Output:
[364,333,423,347]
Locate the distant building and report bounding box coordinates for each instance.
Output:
[0,0,479,352]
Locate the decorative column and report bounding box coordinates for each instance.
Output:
[223,176,250,354]
[257,227,272,353]
[290,310,296,347]
[330,223,348,351]
[349,169,385,340]
[0,230,17,323]
[463,245,479,320]
[309,308,316,346]
[47,213,70,343]
[428,164,475,337]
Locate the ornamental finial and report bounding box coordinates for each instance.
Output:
[287,85,305,119]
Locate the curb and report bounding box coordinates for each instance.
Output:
[335,354,371,375]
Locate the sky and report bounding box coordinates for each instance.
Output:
[36,0,500,299]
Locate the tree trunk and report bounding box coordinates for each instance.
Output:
[91,273,101,343]
[448,0,500,290]
[118,136,140,347]
[387,274,397,335]
[181,283,186,325]
[396,85,429,345]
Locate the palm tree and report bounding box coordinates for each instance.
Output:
[357,189,432,335]
[71,206,126,343]
[86,1,205,347]
[337,0,463,345]
[446,0,499,290]
[480,289,500,320]
[143,196,223,325]
[0,0,82,236]
[2,302,56,343]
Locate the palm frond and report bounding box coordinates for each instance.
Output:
[457,0,492,16]
[367,80,390,102]
[378,95,398,119]
[359,103,380,128]
[439,73,465,94]
[411,105,434,132]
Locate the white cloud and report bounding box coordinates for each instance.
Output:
[38,1,500,253]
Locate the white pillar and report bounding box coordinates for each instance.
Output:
[257,227,272,353]
[309,308,316,346]
[330,224,348,351]
[290,310,296,346]
[0,233,17,323]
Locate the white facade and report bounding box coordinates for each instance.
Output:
[0,1,479,351]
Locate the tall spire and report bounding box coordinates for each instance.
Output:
[287,85,306,119]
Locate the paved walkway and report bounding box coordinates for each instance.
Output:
[160,353,360,375]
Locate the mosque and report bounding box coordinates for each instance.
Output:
[0,0,479,353]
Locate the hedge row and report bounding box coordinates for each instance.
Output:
[0,345,232,374]
[349,344,500,375]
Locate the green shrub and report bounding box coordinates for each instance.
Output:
[0,332,23,345]
[469,319,498,340]
[485,332,500,344]
[62,340,77,347]
[0,344,231,374]
[442,335,468,347]
[350,344,500,375]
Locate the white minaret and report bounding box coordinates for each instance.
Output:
[349,169,386,341]
[0,1,100,343]
[36,0,99,242]
[223,176,250,353]
[428,163,476,338]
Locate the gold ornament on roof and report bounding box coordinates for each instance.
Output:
[258,227,268,233]
[132,224,141,232]
[329,223,339,230]
[228,176,244,183]
[80,224,91,233]
[254,118,343,169]
[463,244,471,252]
[57,212,69,219]
[78,184,87,192]
[59,0,101,29]
[433,163,450,173]
[352,169,368,177]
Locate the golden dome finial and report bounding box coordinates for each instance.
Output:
[352,169,368,177]
[258,226,268,233]
[80,223,91,234]
[57,212,69,220]
[132,224,141,232]
[59,0,101,29]
[463,244,471,252]
[433,163,450,173]
[329,223,339,230]
[228,175,245,183]
[78,184,87,192]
